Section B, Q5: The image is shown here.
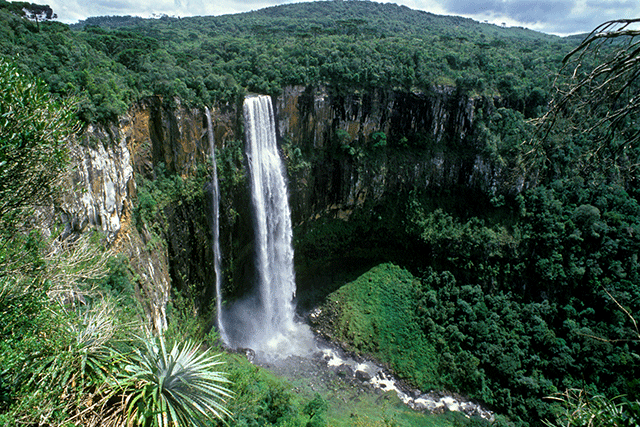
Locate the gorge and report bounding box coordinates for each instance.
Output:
[59,84,513,334]
[2,2,639,426]
[46,81,640,427]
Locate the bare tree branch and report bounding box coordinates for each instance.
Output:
[524,19,640,179]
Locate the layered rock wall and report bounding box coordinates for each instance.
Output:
[274,86,513,222]
[61,86,522,326]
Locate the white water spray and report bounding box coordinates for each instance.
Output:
[235,95,314,356]
[205,107,229,345]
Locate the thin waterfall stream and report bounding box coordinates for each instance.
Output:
[205,106,229,345]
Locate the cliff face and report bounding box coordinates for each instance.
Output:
[60,97,239,330]
[276,85,477,150]
[63,86,519,325]
[70,86,514,244]
[274,86,513,223]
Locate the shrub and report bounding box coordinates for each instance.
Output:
[121,335,232,427]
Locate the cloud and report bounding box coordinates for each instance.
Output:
[44,0,248,22]
[437,0,640,34]
[43,0,313,22]
[441,0,574,21]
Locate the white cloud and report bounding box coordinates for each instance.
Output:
[438,0,640,34]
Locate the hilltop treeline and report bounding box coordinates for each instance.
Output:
[2,0,575,122]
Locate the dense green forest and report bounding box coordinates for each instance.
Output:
[1,0,640,426]
[1,0,576,122]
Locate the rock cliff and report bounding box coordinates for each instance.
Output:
[59,97,239,330]
[62,86,522,326]
[275,86,515,223]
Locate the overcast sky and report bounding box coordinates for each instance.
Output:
[33,0,640,36]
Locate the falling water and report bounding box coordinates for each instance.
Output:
[244,95,296,338]
[237,95,313,356]
[205,107,229,345]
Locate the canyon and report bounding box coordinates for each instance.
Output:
[58,85,523,332]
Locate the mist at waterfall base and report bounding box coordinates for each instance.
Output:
[220,95,315,359]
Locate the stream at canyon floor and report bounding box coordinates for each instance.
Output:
[246,334,494,424]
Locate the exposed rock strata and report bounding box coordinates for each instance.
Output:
[274,86,519,223]
[61,86,525,329]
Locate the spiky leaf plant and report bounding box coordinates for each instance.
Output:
[544,389,639,427]
[124,335,232,427]
[67,300,121,385]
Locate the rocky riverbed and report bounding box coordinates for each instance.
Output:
[250,335,494,422]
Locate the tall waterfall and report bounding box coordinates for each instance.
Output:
[223,94,315,357]
[205,107,229,345]
[244,95,297,343]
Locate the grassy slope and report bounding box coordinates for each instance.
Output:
[316,263,440,390]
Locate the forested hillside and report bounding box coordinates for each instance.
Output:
[2,0,573,122]
[1,1,639,427]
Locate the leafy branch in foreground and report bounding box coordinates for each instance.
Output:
[558,19,640,145]
[544,389,640,427]
[0,57,79,225]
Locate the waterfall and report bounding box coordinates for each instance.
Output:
[244,95,297,342]
[222,94,314,357]
[205,107,229,345]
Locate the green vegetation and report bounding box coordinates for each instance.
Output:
[318,257,639,426]
[320,264,439,388]
[0,57,78,224]
[123,336,231,427]
[0,55,234,427]
[543,389,640,427]
[1,0,577,122]
[1,47,451,427]
[2,2,639,427]
[303,26,640,425]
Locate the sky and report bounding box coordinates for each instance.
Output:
[27,0,640,36]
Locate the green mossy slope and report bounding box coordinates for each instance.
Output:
[315,263,439,389]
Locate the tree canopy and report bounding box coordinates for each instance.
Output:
[0,57,78,226]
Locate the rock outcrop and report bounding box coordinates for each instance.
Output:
[60,125,134,244]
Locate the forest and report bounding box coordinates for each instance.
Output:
[1,0,639,426]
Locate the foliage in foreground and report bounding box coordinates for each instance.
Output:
[123,336,231,427]
[0,271,234,427]
[544,389,640,427]
[0,55,235,427]
[0,57,78,223]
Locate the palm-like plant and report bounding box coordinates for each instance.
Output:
[123,335,232,427]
